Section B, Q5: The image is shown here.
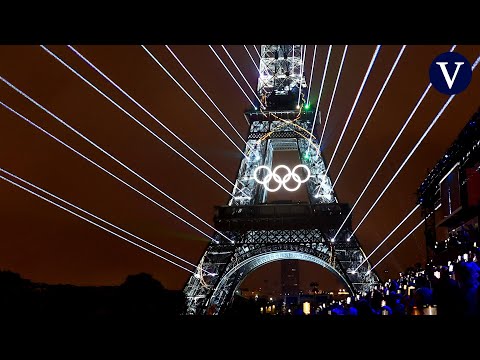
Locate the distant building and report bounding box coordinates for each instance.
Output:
[281,259,299,295]
[417,108,480,267]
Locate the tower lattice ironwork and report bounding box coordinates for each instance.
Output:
[183,45,379,315]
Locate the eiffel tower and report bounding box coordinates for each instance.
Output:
[183,45,379,315]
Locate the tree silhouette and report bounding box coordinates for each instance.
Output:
[121,272,165,292]
[120,273,185,316]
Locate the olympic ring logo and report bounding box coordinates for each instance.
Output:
[253,164,311,192]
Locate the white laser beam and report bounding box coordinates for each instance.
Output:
[370,204,440,271]
[0,167,211,273]
[319,45,348,147]
[308,45,332,153]
[322,45,381,179]
[354,204,419,272]
[333,45,407,187]
[41,45,233,196]
[306,45,317,106]
[138,45,248,157]
[0,174,197,274]
[221,45,263,105]
[0,87,231,244]
[165,45,251,150]
[208,45,258,109]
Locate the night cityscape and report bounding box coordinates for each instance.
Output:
[1,44,479,318]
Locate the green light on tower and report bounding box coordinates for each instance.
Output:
[304,103,310,110]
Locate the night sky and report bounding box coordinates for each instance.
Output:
[0,45,479,292]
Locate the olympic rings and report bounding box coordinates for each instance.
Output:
[253,164,311,192]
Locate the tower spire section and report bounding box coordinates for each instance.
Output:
[257,45,307,110]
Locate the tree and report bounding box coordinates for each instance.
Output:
[121,272,165,291]
[120,273,185,316]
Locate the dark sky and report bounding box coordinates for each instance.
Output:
[0,45,479,292]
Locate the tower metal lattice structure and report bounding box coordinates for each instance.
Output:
[183,45,379,315]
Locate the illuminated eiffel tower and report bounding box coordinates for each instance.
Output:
[183,45,379,315]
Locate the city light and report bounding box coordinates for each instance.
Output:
[303,302,311,315]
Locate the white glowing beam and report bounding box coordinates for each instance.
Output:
[370,204,441,271]
[333,45,407,187]
[306,45,317,106]
[244,45,270,96]
[438,162,460,184]
[165,45,251,150]
[319,45,348,147]
[322,45,381,177]
[0,174,197,274]
[243,45,260,73]
[351,94,456,236]
[352,52,477,238]
[297,45,306,106]
[221,45,263,105]
[139,45,248,157]
[208,45,258,109]
[253,45,261,59]
[308,45,332,154]
[332,81,433,240]
[0,167,212,274]
[307,111,321,154]
[0,82,232,244]
[41,46,233,196]
[354,204,420,272]
[336,46,467,240]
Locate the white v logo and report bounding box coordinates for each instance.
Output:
[436,62,464,89]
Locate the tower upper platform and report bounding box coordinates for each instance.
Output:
[257,45,307,111]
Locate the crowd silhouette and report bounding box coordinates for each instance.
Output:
[313,259,479,316]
